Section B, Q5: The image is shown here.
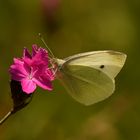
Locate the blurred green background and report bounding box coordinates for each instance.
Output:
[0,0,140,140]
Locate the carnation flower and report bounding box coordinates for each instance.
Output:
[9,45,54,94]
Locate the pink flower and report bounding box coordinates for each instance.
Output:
[9,45,54,94]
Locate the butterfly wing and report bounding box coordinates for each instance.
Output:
[56,50,126,105]
[57,64,114,105]
[64,50,127,79]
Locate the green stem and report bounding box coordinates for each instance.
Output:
[0,109,13,125]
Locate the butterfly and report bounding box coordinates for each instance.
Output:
[53,50,126,105]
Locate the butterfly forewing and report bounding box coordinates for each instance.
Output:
[64,50,126,79]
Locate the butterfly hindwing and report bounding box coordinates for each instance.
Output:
[57,64,115,105]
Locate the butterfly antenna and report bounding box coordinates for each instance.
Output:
[38,33,55,58]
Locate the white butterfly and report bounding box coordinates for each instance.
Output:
[54,50,126,105]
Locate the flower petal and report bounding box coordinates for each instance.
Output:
[12,58,27,74]
[33,76,53,91]
[9,69,26,81]
[9,58,28,81]
[32,50,48,67]
[21,78,36,94]
[23,48,32,59]
[45,69,55,81]
[32,44,38,56]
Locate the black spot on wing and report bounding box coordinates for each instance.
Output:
[100,65,105,69]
